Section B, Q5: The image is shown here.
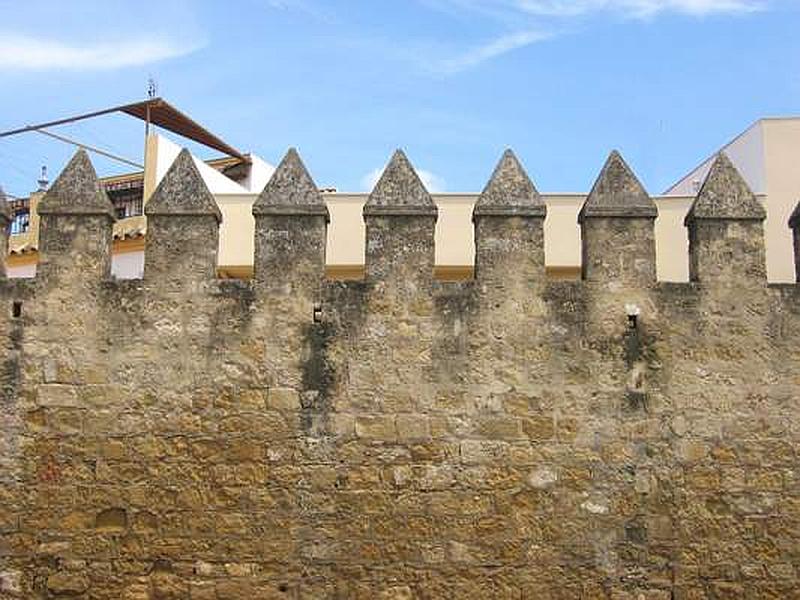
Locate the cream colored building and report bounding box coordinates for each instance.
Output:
[6,117,799,282]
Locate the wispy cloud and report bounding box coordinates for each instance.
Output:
[361,166,446,193]
[513,0,766,18]
[264,0,337,22]
[0,33,202,71]
[437,29,552,74]
[427,0,766,19]
[415,0,767,73]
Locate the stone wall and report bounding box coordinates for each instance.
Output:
[1,147,800,600]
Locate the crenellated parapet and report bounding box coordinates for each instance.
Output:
[9,147,800,296]
[252,148,329,295]
[578,151,658,286]
[363,150,438,290]
[35,149,116,285]
[473,150,547,290]
[684,152,767,286]
[144,149,222,284]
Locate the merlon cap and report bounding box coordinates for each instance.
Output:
[474,149,546,219]
[579,150,656,222]
[253,148,329,220]
[685,152,765,226]
[364,149,437,217]
[145,149,222,223]
[38,149,116,219]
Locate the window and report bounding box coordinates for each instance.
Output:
[105,183,144,220]
[10,209,30,235]
[113,195,143,219]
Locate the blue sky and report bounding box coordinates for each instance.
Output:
[0,0,798,198]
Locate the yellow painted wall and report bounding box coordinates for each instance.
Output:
[324,193,586,269]
[654,197,693,282]
[215,194,257,268]
[215,191,702,282]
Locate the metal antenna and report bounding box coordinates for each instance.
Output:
[37,166,49,192]
[147,77,158,99]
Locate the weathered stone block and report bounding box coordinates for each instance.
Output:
[355,415,397,441]
[460,440,509,464]
[95,508,127,532]
[36,150,115,283]
[46,571,90,595]
[396,414,430,441]
[267,387,300,411]
[37,384,79,407]
[0,569,22,595]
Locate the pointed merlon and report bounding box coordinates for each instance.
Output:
[578,150,657,222]
[0,185,11,223]
[37,149,116,219]
[685,153,765,226]
[789,199,800,229]
[473,149,546,218]
[145,149,222,223]
[363,149,437,216]
[252,148,329,221]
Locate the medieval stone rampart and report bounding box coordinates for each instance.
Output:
[1,147,800,599]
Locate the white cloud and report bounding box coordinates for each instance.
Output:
[0,33,201,71]
[264,0,335,22]
[418,0,774,75]
[513,0,765,18]
[361,166,446,193]
[438,30,552,74]
[430,0,766,19]
[416,0,765,74]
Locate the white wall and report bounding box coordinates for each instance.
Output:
[654,197,693,282]
[7,250,145,279]
[6,263,36,278]
[154,134,249,195]
[239,155,275,194]
[666,121,766,196]
[112,251,145,279]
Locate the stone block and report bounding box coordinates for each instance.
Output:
[475,415,523,439]
[46,571,90,595]
[460,440,509,464]
[355,415,397,441]
[396,414,430,441]
[36,384,79,407]
[267,387,300,411]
